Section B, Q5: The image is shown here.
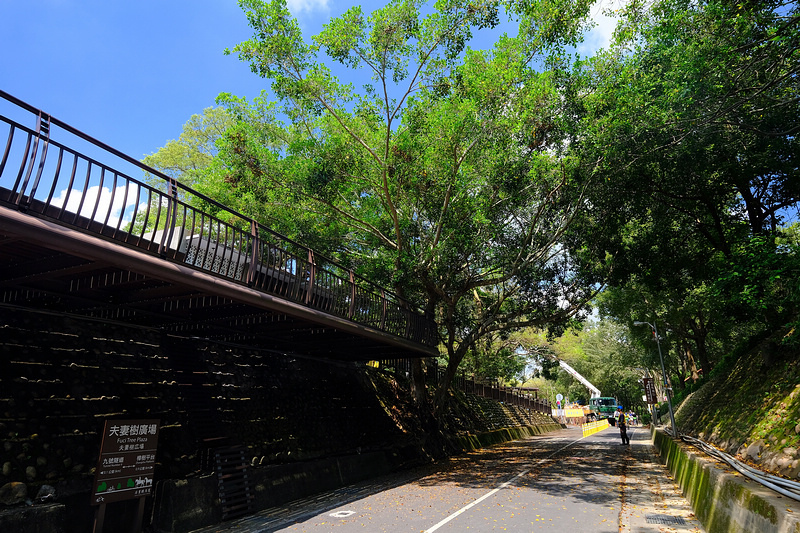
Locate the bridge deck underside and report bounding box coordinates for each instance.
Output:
[0,208,431,361]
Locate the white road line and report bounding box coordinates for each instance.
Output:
[423,436,585,532]
[423,468,531,532]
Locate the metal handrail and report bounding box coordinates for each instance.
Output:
[447,368,552,415]
[0,90,437,347]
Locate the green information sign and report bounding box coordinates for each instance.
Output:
[91,419,160,506]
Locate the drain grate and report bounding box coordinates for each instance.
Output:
[645,514,687,525]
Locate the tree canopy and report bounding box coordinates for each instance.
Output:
[143,0,799,416]
[562,0,799,385]
[142,106,233,188]
[201,0,601,411]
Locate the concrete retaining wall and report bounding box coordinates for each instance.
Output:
[651,427,800,533]
[449,424,563,453]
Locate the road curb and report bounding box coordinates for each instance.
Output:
[651,426,800,533]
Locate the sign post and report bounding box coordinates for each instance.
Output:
[92,419,160,533]
[643,378,658,404]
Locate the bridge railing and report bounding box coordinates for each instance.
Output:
[0,90,437,348]
[455,375,552,415]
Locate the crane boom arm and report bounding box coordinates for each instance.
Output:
[558,360,601,398]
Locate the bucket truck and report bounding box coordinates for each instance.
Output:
[557,359,618,422]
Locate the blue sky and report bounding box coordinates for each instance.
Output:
[1,0,616,162]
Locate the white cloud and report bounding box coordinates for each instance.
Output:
[286,0,329,16]
[579,0,622,56]
[51,183,142,229]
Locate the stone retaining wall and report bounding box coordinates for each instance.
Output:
[0,308,424,531]
[0,307,561,532]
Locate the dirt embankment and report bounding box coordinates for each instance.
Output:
[674,333,800,479]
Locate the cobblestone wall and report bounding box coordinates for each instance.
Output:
[0,309,415,506]
[0,307,560,532]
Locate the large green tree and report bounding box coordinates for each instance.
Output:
[515,322,649,412]
[203,0,600,412]
[565,0,799,359]
[142,106,233,187]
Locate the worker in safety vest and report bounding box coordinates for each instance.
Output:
[616,407,629,445]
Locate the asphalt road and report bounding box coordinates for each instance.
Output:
[194,424,704,533]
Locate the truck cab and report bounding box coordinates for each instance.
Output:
[588,396,618,423]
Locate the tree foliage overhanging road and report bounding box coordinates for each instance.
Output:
[565,0,800,389]
[144,0,799,416]
[217,0,603,411]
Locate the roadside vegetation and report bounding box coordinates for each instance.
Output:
[142,0,799,464]
[673,330,800,477]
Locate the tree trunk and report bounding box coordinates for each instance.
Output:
[675,366,687,391]
[681,340,701,383]
[433,345,467,416]
[694,330,711,376]
[410,358,427,407]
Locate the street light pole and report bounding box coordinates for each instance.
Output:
[634,320,678,438]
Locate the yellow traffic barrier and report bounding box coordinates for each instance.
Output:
[582,419,610,438]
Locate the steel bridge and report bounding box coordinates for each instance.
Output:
[0,91,438,360]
